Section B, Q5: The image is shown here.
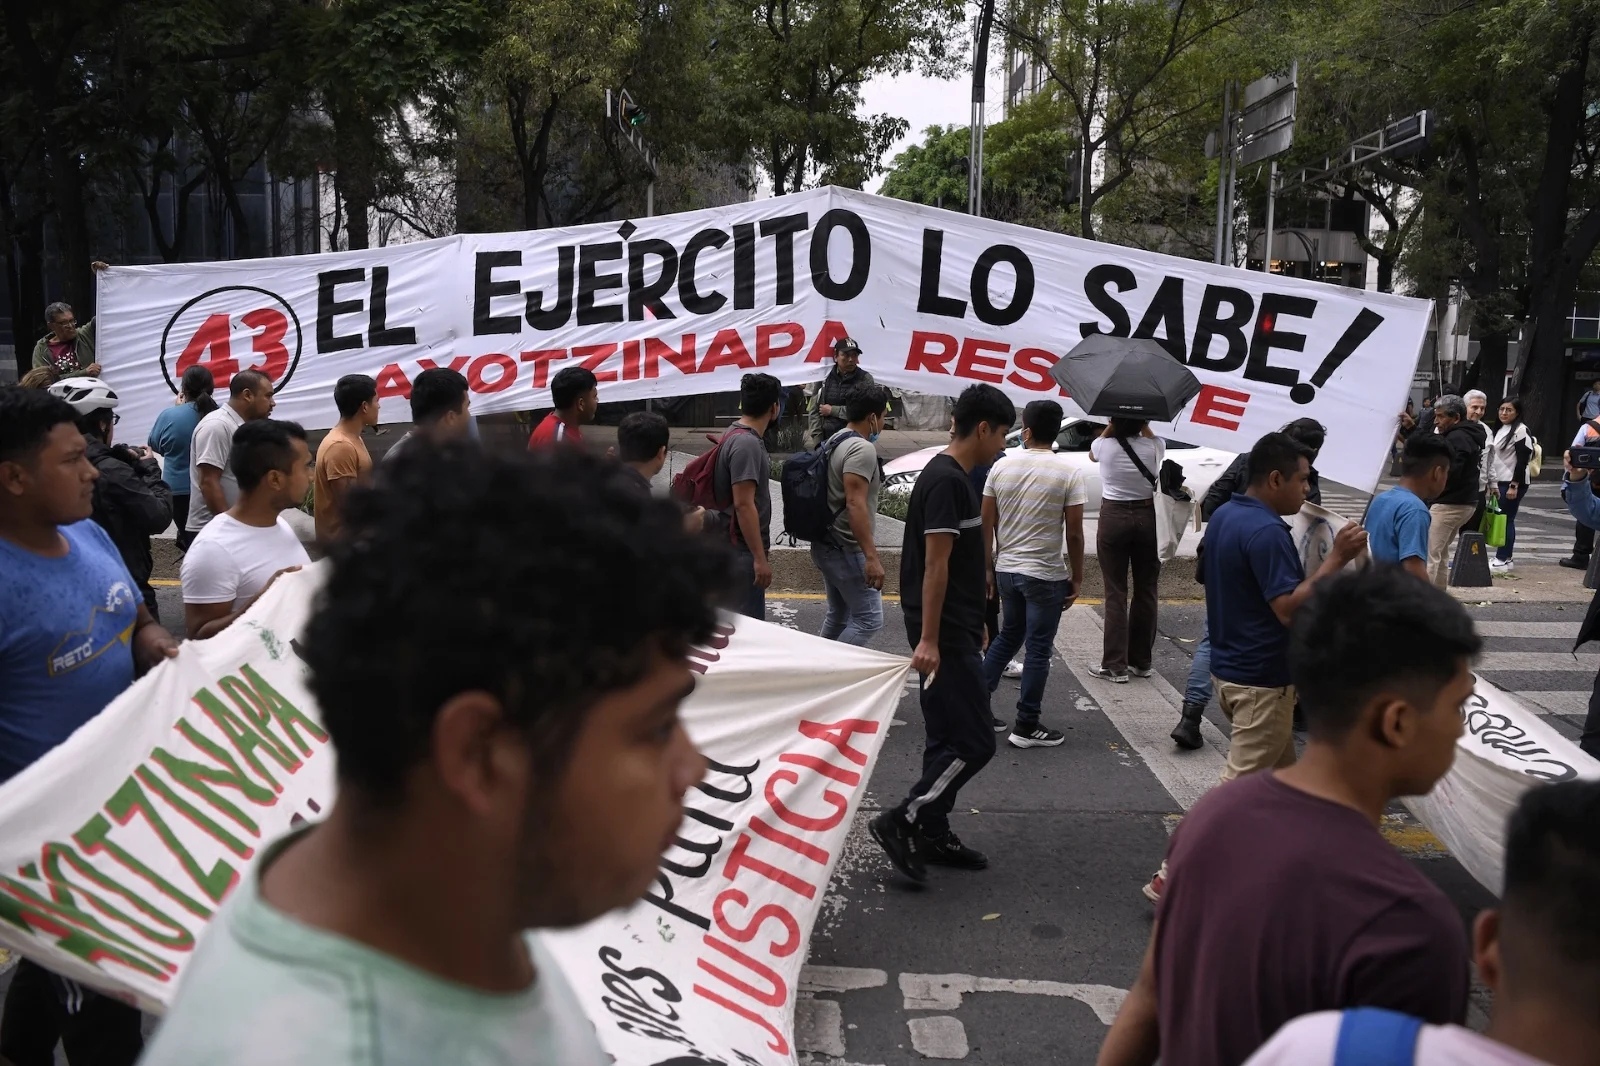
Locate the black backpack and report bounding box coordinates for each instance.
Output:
[780,431,859,545]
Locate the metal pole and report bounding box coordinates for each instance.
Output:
[1261,161,1277,272]
[1222,134,1238,266]
[1213,82,1231,265]
[647,181,654,217]
[969,0,995,216]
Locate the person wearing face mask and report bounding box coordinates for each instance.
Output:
[811,385,891,647]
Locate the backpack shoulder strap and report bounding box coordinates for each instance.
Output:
[1112,434,1158,486]
[1333,1008,1422,1066]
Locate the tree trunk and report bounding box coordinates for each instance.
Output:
[1470,330,1510,410]
[1376,256,1393,294]
[1516,287,1577,454]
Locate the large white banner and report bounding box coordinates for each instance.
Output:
[0,565,910,1065]
[97,188,1429,489]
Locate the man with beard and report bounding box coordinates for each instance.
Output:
[142,444,730,1064]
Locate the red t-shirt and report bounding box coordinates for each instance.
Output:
[1153,771,1468,1066]
[528,414,582,450]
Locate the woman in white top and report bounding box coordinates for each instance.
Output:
[1486,397,1534,572]
[1088,418,1165,681]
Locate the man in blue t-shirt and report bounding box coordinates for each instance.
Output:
[1203,433,1366,782]
[1366,434,1451,580]
[0,386,179,1065]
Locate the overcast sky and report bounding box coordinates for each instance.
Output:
[859,42,1009,192]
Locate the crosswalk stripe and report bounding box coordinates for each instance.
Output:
[1479,652,1597,672]
[1519,691,1591,716]
[1473,622,1581,638]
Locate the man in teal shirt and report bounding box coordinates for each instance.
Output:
[142,444,730,1065]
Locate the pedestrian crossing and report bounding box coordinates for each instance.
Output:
[1471,620,1593,746]
[1317,484,1577,563]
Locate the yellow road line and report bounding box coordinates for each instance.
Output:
[151,579,180,587]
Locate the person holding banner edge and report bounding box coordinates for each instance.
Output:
[0,386,178,1066]
[141,443,730,1066]
[871,383,1015,883]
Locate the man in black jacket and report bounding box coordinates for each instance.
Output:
[48,377,173,617]
[1426,394,1488,588]
[808,337,879,445]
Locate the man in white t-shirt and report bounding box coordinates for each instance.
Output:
[1244,779,1600,1066]
[182,418,311,639]
[981,400,1087,748]
[186,368,275,534]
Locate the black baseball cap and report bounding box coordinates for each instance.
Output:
[833,337,862,356]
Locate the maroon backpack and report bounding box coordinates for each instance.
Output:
[671,425,756,538]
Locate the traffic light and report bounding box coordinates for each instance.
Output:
[625,105,647,127]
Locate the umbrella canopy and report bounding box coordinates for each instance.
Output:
[1049,334,1202,422]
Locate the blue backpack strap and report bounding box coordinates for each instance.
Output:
[1333,1008,1423,1066]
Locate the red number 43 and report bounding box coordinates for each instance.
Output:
[175,309,289,388]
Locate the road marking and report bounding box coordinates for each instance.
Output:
[151,579,180,587]
[1471,622,1582,638]
[1517,690,1591,716]
[1055,607,1227,810]
[800,965,890,993]
[899,971,1128,1024]
[796,998,847,1057]
[1479,652,1597,672]
[907,1016,969,1059]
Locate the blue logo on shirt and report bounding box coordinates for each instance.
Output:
[48,581,136,676]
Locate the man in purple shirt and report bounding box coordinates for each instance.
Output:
[1097,565,1478,1066]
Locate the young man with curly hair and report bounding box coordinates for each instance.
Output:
[143,443,730,1065]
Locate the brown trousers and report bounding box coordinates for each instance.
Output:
[1097,498,1160,672]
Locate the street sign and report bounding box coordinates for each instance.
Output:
[1237,63,1297,166]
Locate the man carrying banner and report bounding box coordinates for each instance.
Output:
[0,386,178,1066]
[871,383,1015,882]
[141,443,729,1065]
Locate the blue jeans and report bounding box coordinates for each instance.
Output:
[810,541,884,646]
[730,548,766,620]
[981,572,1071,728]
[1185,624,1213,707]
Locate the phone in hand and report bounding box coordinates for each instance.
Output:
[1571,446,1600,470]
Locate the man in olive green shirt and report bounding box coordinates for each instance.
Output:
[143,443,726,1064]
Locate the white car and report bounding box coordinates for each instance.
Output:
[881,417,1235,511]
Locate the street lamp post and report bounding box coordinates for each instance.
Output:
[969,0,996,217]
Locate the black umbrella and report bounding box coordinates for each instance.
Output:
[1049,334,1202,422]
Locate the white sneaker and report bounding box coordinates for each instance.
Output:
[1004,659,1024,678]
[1489,558,1515,572]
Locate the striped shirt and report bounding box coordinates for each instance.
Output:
[983,449,1088,581]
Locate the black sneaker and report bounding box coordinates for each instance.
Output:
[991,715,1009,733]
[1560,556,1590,570]
[868,810,927,883]
[924,830,988,870]
[1009,725,1066,748]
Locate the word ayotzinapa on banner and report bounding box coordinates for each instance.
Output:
[96,188,1427,488]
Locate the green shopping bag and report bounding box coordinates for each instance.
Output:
[1481,495,1507,548]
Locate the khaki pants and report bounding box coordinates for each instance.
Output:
[1216,680,1297,782]
[1427,503,1478,588]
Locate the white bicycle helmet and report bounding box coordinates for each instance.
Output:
[48,376,119,416]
